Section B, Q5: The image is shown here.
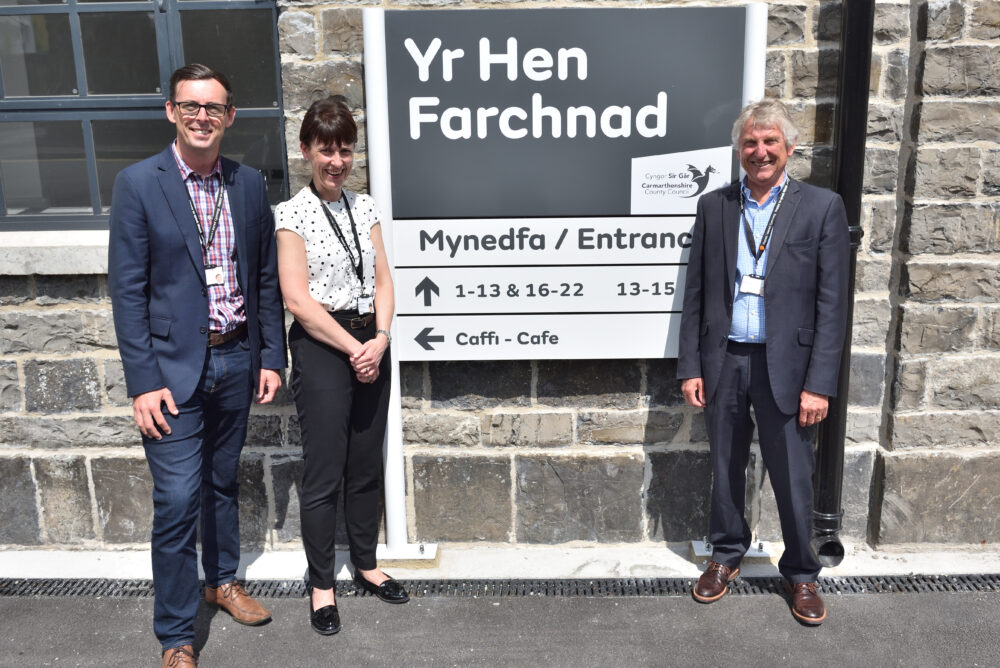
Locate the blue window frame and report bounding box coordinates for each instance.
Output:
[0,0,287,230]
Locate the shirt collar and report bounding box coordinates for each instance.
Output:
[740,172,787,206]
[171,141,222,181]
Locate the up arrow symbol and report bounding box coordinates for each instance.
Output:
[415,277,440,307]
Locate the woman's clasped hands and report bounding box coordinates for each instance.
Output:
[349,335,387,383]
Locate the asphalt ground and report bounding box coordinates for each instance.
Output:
[2,583,999,667]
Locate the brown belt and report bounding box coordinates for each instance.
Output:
[208,322,247,347]
[329,310,374,330]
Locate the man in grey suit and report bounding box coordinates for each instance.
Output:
[677,99,849,625]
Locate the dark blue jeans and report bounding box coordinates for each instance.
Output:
[142,336,252,651]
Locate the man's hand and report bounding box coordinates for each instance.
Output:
[681,377,706,408]
[133,387,177,440]
[256,369,282,404]
[798,390,829,428]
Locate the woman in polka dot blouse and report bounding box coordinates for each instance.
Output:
[275,97,409,636]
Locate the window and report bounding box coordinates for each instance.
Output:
[0,0,287,230]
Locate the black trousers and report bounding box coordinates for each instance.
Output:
[289,314,391,589]
[704,341,821,583]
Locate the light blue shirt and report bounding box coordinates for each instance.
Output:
[728,175,786,343]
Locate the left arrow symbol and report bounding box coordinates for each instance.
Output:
[415,327,445,351]
[415,277,440,307]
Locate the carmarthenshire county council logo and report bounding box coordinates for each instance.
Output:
[683,164,718,198]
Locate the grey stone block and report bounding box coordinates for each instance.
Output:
[863,147,898,195]
[321,7,364,55]
[855,257,891,293]
[765,52,786,98]
[922,45,1000,96]
[91,457,153,543]
[892,411,1000,449]
[814,2,841,43]
[646,358,684,408]
[906,261,1000,302]
[278,11,316,57]
[646,449,711,541]
[981,307,1000,349]
[34,275,106,304]
[413,455,511,542]
[851,299,891,349]
[537,359,640,409]
[481,412,572,448]
[929,356,1000,409]
[0,361,21,411]
[845,409,881,444]
[915,147,980,199]
[0,416,138,448]
[239,455,268,548]
[286,415,301,449]
[907,203,1000,254]
[926,0,964,41]
[271,455,303,543]
[848,352,885,407]
[874,3,909,44]
[789,146,834,189]
[399,361,424,409]
[767,4,806,45]
[919,101,1000,143]
[0,275,31,305]
[429,360,530,410]
[899,304,977,353]
[24,359,100,413]
[689,411,708,443]
[883,49,908,100]
[0,311,115,354]
[867,103,904,143]
[984,149,1000,196]
[787,101,834,146]
[790,49,840,98]
[245,413,283,448]
[281,60,364,115]
[892,360,926,412]
[577,410,684,445]
[970,0,1000,39]
[35,456,94,543]
[0,457,40,544]
[403,412,480,447]
[516,454,643,543]
[102,359,129,407]
[878,452,1000,543]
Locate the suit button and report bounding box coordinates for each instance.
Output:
[200,327,207,334]
[201,288,207,296]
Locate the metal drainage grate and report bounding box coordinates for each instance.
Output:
[1,575,998,599]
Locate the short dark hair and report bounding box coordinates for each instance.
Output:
[300,96,357,149]
[169,63,233,105]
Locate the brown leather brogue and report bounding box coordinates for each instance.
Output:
[205,580,272,625]
[162,644,197,667]
[788,581,826,625]
[692,561,740,603]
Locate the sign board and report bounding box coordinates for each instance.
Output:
[364,6,767,360]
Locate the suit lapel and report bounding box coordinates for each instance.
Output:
[155,147,205,282]
[764,177,802,273]
[721,183,741,313]
[223,158,249,292]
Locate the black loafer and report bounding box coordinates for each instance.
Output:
[310,603,341,635]
[353,572,409,604]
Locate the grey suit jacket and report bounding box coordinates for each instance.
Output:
[676,177,850,415]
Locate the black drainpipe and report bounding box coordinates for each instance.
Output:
[811,0,875,567]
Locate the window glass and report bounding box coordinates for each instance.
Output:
[0,121,89,213]
[181,9,277,109]
[93,119,176,209]
[221,117,287,205]
[80,12,160,95]
[0,14,76,96]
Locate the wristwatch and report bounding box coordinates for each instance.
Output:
[376,329,392,344]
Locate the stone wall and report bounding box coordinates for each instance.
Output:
[1,0,998,552]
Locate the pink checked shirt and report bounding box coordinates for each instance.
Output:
[171,142,246,334]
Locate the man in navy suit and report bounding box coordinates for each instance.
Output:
[109,64,286,667]
[677,99,849,625]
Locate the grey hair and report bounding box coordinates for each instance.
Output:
[731,99,798,150]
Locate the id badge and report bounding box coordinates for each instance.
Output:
[739,274,764,296]
[357,293,374,313]
[205,265,224,287]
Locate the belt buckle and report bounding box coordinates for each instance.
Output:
[350,316,365,329]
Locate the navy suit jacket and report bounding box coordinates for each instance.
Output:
[109,146,287,405]
[677,177,850,415]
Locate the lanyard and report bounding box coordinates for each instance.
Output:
[185,175,226,250]
[739,180,788,271]
[309,182,365,288]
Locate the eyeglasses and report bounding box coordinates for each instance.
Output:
[172,101,231,118]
